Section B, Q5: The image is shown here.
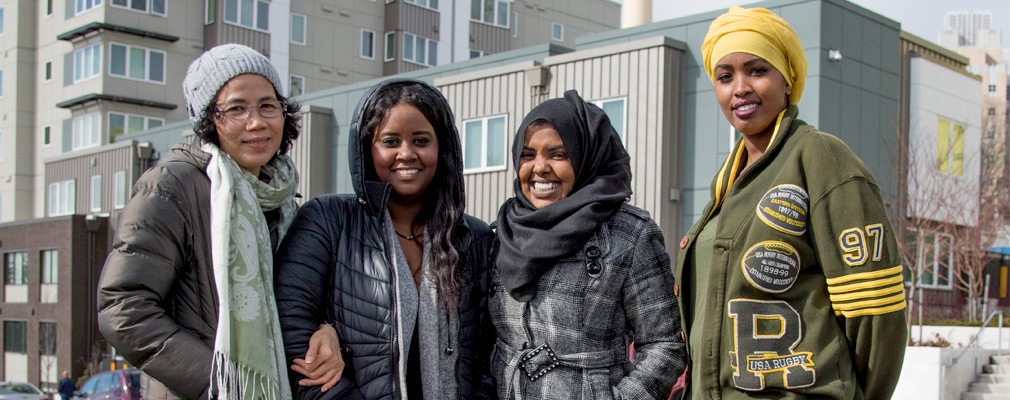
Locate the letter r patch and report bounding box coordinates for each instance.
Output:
[727,299,816,391]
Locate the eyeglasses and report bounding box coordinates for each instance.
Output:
[215,100,284,121]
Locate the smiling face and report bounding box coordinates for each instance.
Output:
[518,122,576,209]
[713,53,791,140]
[213,74,285,176]
[371,103,439,204]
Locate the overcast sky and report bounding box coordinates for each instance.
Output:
[622,0,1009,52]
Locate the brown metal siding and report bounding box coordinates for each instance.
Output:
[44,143,141,218]
[470,21,510,55]
[216,23,271,56]
[288,106,334,204]
[397,3,439,42]
[385,2,439,75]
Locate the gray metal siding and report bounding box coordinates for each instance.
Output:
[288,106,334,204]
[470,22,509,55]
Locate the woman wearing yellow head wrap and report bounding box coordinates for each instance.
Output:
[673,5,907,400]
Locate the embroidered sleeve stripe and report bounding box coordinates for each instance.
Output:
[832,299,906,318]
[831,292,906,312]
[825,265,904,286]
[827,274,904,294]
[828,282,905,302]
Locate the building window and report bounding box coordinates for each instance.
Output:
[989,107,997,116]
[114,171,127,209]
[361,29,375,60]
[39,321,58,393]
[110,0,166,16]
[43,126,51,146]
[917,232,953,289]
[512,11,518,37]
[4,321,26,354]
[41,250,58,285]
[291,13,306,45]
[48,180,76,217]
[471,0,508,28]
[72,112,100,150]
[404,0,437,10]
[552,22,564,42]
[990,84,998,94]
[44,61,53,82]
[289,75,304,97]
[224,0,269,31]
[90,175,102,212]
[40,250,58,304]
[73,43,102,83]
[403,33,437,67]
[0,69,4,98]
[988,130,996,140]
[108,112,164,142]
[936,117,965,176]
[592,97,626,141]
[75,0,102,15]
[463,115,507,173]
[46,0,53,17]
[384,32,395,62]
[4,252,27,286]
[470,50,483,59]
[4,252,28,304]
[205,0,215,24]
[0,7,5,35]
[109,43,165,83]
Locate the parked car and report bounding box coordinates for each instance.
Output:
[72,370,140,400]
[0,381,49,400]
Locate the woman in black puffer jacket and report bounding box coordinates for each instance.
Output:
[274,79,496,400]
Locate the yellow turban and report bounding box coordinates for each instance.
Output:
[701,5,807,105]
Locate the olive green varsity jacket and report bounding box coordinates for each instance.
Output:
[675,106,907,399]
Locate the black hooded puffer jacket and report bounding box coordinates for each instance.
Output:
[274,79,497,400]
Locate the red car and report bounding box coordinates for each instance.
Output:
[72,370,140,400]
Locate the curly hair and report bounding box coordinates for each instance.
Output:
[360,81,466,310]
[193,87,302,156]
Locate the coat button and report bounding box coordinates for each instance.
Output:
[673,283,680,296]
[680,237,689,249]
[586,261,602,275]
[444,347,454,355]
[585,246,601,259]
[343,346,353,355]
[522,342,530,349]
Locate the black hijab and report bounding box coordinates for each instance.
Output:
[495,90,632,302]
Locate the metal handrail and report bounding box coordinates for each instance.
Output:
[938,311,1005,400]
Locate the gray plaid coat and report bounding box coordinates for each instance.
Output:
[490,203,686,400]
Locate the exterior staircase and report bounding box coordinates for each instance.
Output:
[963,355,1010,400]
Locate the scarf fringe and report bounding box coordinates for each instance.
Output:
[211,351,289,400]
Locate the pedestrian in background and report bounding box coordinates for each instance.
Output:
[97,43,301,400]
[58,370,75,400]
[676,6,907,398]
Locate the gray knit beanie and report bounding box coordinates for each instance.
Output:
[182,44,284,124]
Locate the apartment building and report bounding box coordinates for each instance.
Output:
[0,0,619,224]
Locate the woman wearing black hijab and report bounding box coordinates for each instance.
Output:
[490,90,685,399]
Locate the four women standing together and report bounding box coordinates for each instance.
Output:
[98,5,906,400]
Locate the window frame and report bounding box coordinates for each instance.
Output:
[289,74,305,97]
[107,111,165,142]
[291,13,307,45]
[90,175,102,212]
[402,32,437,67]
[361,29,376,60]
[4,252,27,286]
[551,22,564,42]
[42,126,51,147]
[462,114,509,174]
[470,0,509,28]
[109,0,166,16]
[223,0,270,32]
[0,7,6,36]
[108,42,167,84]
[72,112,101,150]
[48,180,76,217]
[591,97,627,143]
[205,0,215,24]
[384,31,395,62]
[40,250,58,285]
[916,231,954,290]
[46,0,54,17]
[404,0,438,12]
[936,116,965,176]
[113,171,127,209]
[3,320,27,354]
[75,0,103,16]
[44,61,53,82]
[73,43,102,83]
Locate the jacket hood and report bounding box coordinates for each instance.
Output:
[347,78,465,216]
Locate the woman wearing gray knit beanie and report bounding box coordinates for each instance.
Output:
[98,43,302,400]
